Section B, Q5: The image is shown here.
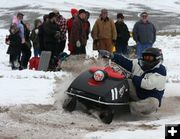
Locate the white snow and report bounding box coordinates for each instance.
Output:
[85,127,164,139]
[0,78,54,105]
[0,0,180,139]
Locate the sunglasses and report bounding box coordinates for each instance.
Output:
[143,55,155,62]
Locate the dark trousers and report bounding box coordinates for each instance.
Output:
[136,43,152,58]
[57,40,66,56]
[11,54,20,69]
[33,47,41,57]
[20,44,31,68]
[115,40,128,55]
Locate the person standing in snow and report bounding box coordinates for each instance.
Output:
[115,13,130,55]
[13,12,31,69]
[69,9,88,54]
[67,8,78,54]
[43,12,60,69]
[38,14,49,53]
[133,12,156,58]
[99,48,166,116]
[5,24,21,70]
[20,21,32,69]
[53,9,67,55]
[83,11,91,41]
[91,9,117,52]
[30,19,42,57]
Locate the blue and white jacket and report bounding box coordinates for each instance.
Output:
[113,53,167,106]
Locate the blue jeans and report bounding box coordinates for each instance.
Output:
[136,42,153,58]
[34,47,41,57]
[116,44,128,55]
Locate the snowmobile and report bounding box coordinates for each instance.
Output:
[62,58,130,124]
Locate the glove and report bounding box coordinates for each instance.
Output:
[98,50,114,59]
[21,38,25,44]
[76,40,81,47]
[35,29,39,34]
[112,39,116,45]
[126,73,134,79]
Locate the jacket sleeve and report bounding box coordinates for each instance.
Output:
[30,29,35,42]
[91,20,99,40]
[132,22,138,42]
[123,24,130,41]
[111,20,117,40]
[132,72,166,91]
[17,23,25,40]
[112,53,133,72]
[153,24,156,43]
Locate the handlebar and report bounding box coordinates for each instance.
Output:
[108,59,132,78]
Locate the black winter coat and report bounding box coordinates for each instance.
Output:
[38,23,45,51]
[7,32,21,56]
[44,21,59,44]
[115,21,130,46]
[30,28,40,49]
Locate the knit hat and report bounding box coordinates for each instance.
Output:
[71,8,78,15]
[117,13,124,19]
[48,12,57,19]
[78,9,86,15]
[52,9,60,15]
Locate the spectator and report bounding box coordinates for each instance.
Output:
[6,24,21,70]
[43,12,59,69]
[84,11,91,40]
[133,12,156,58]
[14,12,32,69]
[30,19,42,57]
[91,9,117,52]
[67,8,78,54]
[20,21,32,69]
[69,9,88,54]
[53,9,67,55]
[115,13,130,55]
[38,14,49,52]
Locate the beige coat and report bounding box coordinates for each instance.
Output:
[91,18,117,50]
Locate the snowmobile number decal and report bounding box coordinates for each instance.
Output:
[111,85,125,100]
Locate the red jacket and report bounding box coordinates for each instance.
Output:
[67,17,74,41]
[67,17,75,53]
[70,16,87,47]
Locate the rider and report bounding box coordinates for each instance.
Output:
[99,48,167,116]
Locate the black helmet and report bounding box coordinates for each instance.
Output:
[139,48,163,71]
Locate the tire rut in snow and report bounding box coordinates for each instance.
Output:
[1,95,179,138]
